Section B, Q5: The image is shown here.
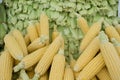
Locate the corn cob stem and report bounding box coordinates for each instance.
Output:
[20,69,29,80]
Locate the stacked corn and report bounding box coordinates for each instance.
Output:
[0,13,120,80]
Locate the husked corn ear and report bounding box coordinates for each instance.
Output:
[52,25,59,41]
[69,54,79,79]
[27,23,38,42]
[0,51,13,80]
[115,24,120,35]
[12,29,28,56]
[40,12,49,45]
[97,67,112,80]
[64,65,74,80]
[14,46,47,72]
[104,21,120,42]
[39,72,48,80]
[27,36,48,52]
[111,38,120,56]
[91,76,97,80]
[99,31,120,80]
[27,70,35,79]
[20,69,29,80]
[77,15,89,34]
[35,22,41,37]
[79,18,103,53]
[74,37,100,72]
[49,49,65,80]
[4,34,23,60]
[40,12,49,37]
[33,35,63,80]
[77,53,105,80]
[24,34,31,46]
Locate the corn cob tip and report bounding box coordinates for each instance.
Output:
[53,25,57,32]
[74,12,81,18]
[14,62,24,72]
[98,17,104,24]
[20,69,29,80]
[73,65,79,72]
[32,73,40,80]
[17,55,23,61]
[40,35,49,43]
[111,38,120,46]
[103,20,110,27]
[58,49,64,55]
[99,31,109,43]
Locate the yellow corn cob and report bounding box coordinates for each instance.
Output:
[49,49,65,80]
[69,54,80,78]
[52,25,59,41]
[111,38,120,56]
[27,70,35,79]
[27,36,48,52]
[77,53,105,80]
[35,22,41,37]
[4,34,23,60]
[14,46,47,72]
[12,29,28,56]
[99,31,120,80]
[27,23,38,42]
[74,36,100,72]
[24,34,31,46]
[40,12,49,45]
[0,51,13,80]
[104,21,120,42]
[33,35,63,80]
[79,18,103,53]
[20,69,29,80]
[91,76,97,80]
[64,65,74,80]
[97,67,112,80]
[115,24,120,35]
[77,15,89,34]
[39,72,48,80]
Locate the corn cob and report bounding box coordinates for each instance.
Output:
[35,22,41,37]
[40,12,49,45]
[91,76,98,80]
[77,53,105,80]
[97,67,112,80]
[104,21,120,42]
[74,36,100,72]
[0,51,13,80]
[12,29,28,56]
[64,65,74,80]
[49,49,65,80]
[77,15,89,34]
[115,24,120,35]
[52,25,59,41]
[19,69,29,80]
[27,23,38,42]
[79,18,103,53]
[99,31,120,80]
[14,46,47,72]
[69,54,79,78]
[4,34,23,60]
[39,72,48,80]
[27,36,48,52]
[33,35,63,80]
[24,34,31,46]
[111,38,120,56]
